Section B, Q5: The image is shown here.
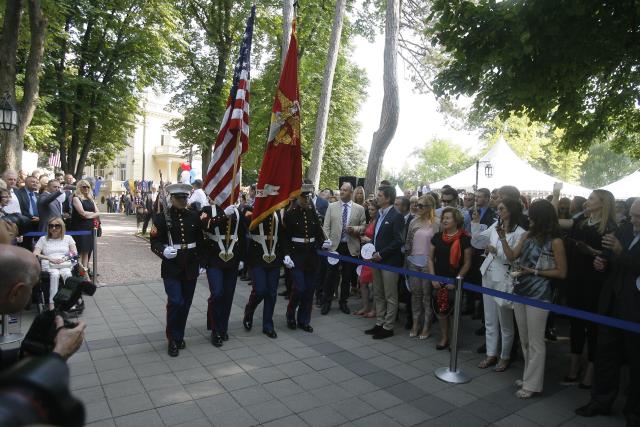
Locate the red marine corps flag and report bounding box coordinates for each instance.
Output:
[203,6,255,208]
[249,22,303,230]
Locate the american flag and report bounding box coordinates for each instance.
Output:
[48,150,61,168]
[203,6,255,208]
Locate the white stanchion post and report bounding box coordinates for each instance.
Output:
[0,314,23,345]
[435,276,471,384]
[92,228,98,285]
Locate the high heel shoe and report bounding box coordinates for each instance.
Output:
[436,341,449,350]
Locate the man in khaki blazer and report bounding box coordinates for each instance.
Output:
[321,182,366,314]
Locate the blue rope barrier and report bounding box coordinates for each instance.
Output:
[23,230,94,237]
[317,250,640,335]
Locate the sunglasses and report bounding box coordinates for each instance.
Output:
[48,224,62,229]
[81,185,90,189]
[416,204,431,209]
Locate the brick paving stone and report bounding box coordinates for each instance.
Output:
[108,392,154,417]
[298,405,349,427]
[113,409,164,427]
[156,401,205,425]
[384,403,432,426]
[331,396,378,421]
[244,399,293,424]
[184,379,226,399]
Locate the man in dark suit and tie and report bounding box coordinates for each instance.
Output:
[576,199,640,426]
[365,185,404,339]
[394,196,414,330]
[15,176,41,248]
[37,180,64,232]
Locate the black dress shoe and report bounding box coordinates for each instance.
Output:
[177,340,186,350]
[373,328,394,339]
[211,333,224,347]
[263,329,278,339]
[222,332,229,341]
[575,401,611,417]
[286,320,297,330]
[243,315,253,331]
[365,325,383,335]
[339,303,350,315]
[168,341,179,357]
[298,324,313,333]
[321,304,330,315]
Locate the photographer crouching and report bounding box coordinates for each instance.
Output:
[0,244,86,426]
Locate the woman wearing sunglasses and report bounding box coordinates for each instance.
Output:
[71,179,100,269]
[33,217,77,309]
[404,195,439,339]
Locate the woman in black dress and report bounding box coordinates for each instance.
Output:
[554,187,617,388]
[428,207,472,350]
[71,179,100,268]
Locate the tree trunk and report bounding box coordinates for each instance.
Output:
[0,0,23,171]
[307,0,347,189]
[56,15,72,173]
[281,0,294,67]
[364,0,400,197]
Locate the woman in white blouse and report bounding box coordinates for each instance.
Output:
[33,217,77,309]
[471,198,526,372]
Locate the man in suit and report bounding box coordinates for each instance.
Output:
[365,185,404,339]
[576,199,640,426]
[2,170,21,215]
[15,176,41,248]
[37,180,64,232]
[321,182,366,315]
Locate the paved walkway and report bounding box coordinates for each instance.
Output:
[37,216,632,426]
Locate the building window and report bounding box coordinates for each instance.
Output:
[161,134,171,146]
[119,163,127,181]
[94,167,105,178]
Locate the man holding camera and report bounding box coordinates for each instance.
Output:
[0,245,85,367]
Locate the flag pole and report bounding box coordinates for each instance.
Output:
[225,130,242,246]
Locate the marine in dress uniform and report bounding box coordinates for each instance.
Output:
[150,183,203,357]
[201,203,246,347]
[284,185,330,332]
[243,210,285,338]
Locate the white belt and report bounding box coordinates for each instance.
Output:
[172,242,197,250]
[292,237,315,243]
[205,232,238,242]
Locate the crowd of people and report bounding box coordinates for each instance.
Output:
[2,164,638,425]
[0,168,100,308]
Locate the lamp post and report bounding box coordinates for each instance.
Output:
[474,160,493,191]
[0,93,18,131]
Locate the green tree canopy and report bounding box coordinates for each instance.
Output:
[428,0,640,157]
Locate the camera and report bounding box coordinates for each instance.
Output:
[0,212,30,235]
[0,355,84,427]
[21,275,96,357]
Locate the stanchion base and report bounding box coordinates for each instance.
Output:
[0,333,24,345]
[435,367,471,384]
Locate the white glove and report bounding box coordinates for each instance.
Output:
[283,255,295,269]
[238,261,244,271]
[224,206,236,216]
[322,239,332,249]
[163,246,178,259]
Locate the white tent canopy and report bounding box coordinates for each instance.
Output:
[430,138,592,197]
[602,170,640,200]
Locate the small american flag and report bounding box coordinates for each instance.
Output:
[48,150,61,168]
[203,6,255,208]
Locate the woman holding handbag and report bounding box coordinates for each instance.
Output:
[471,198,526,372]
[354,200,378,318]
[501,200,567,398]
[71,179,100,269]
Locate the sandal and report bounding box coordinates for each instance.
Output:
[494,358,510,372]
[515,388,537,399]
[477,356,498,369]
[418,332,431,340]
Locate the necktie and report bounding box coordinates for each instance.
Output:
[341,203,348,241]
[29,192,38,216]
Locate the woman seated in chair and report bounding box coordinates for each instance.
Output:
[33,217,77,309]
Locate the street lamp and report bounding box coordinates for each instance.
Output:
[475,160,493,191]
[0,93,18,131]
